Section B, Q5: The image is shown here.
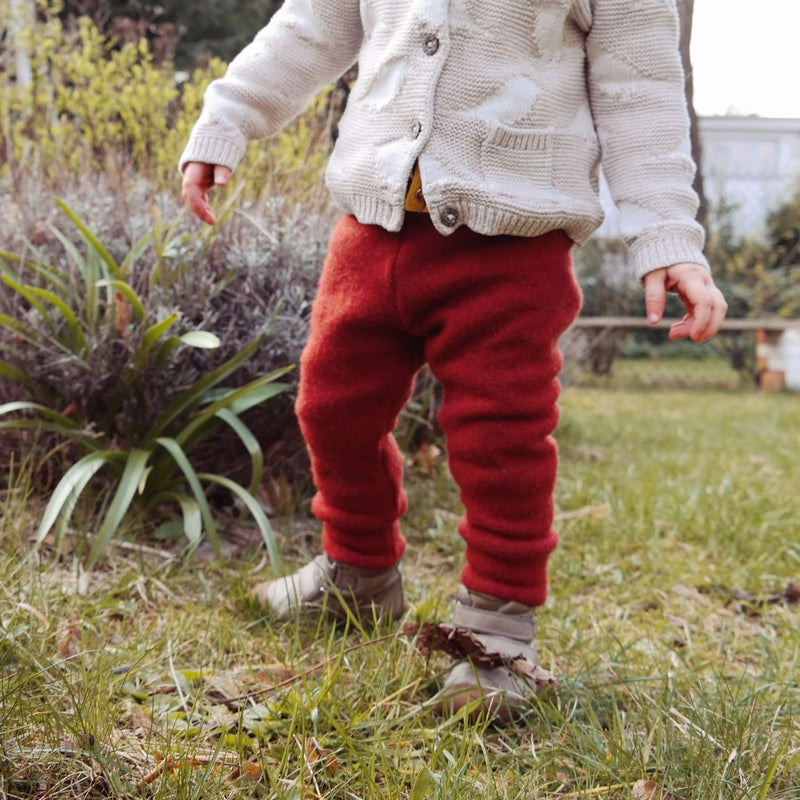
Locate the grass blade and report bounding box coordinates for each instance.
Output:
[197,472,279,568]
[24,285,87,354]
[55,198,123,279]
[37,450,121,543]
[145,335,267,444]
[0,312,30,336]
[201,382,289,416]
[0,275,53,333]
[48,225,89,283]
[87,449,151,569]
[155,437,220,556]
[756,746,784,800]
[95,279,147,322]
[141,312,180,359]
[174,370,292,453]
[0,361,39,393]
[120,228,155,274]
[0,250,70,293]
[0,400,82,428]
[0,420,102,448]
[214,407,263,498]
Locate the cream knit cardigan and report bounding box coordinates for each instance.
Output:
[179,0,708,279]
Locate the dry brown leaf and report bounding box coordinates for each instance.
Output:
[56,624,81,657]
[254,665,294,684]
[205,677,246,702]
[231,761,262,781]
[227,759,263,782]
[401,621,556,688]
[139,753,242,790]
[555,503,611,522]
[413,442,442,476]
[631,779,688,800]
[303,737,337,774]
[130,707,157,734]
[114,291,132,338]
[28,218,48,246]
[734,582,800,608]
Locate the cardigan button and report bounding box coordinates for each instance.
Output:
[411,120,422,138]
[422,34,440,55]
[440,207,459,227]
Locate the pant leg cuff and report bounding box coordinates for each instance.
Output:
[322,525,406,570]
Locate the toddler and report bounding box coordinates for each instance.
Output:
[181,0,727,719]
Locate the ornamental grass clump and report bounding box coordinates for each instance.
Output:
[0,183,331,565]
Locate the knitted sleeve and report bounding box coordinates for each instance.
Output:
[179,0,363,173]
[586,0,709,279]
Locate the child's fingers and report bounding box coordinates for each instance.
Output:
[668,285,727,343]
[659,263,727,344]
[182,162,217,225]
[668,315,693,341]
[184,185,216,225]
[643,268,667,324]
[214,165,232,186]
[688,285,728,343]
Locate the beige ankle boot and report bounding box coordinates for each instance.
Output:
[438,585,543,721]
[251,555,406,622]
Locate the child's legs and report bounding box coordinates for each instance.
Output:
[296,216,425,569]
[413,227,582,607]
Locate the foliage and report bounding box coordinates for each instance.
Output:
[764,187,800,271]
[707,195,800,319]
[0,3,334,197]
[1,4,214,185]
[0,199,300,566]
[57,0,283,67]
[703,195,800,375]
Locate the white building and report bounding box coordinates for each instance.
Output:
[596,115,800,244]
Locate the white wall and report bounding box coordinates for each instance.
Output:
[595,116,800,244]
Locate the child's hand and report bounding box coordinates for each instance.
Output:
[181,162,232,225]
[643,262,727,344]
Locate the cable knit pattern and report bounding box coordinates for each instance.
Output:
[179,0,708,278]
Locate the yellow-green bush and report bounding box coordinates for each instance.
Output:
[0,2,332,197]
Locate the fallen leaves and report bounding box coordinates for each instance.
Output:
[401,621,556,688]
[299,735,337,775]
[136,751,248,790]
[554,503,611,522]
[733,582,800,610]
[631,779,689,800]
[114,291,132,338]
[136,735,338,791]
[413,442,442,476]
[56,624,82,658]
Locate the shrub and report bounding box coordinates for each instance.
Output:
[0,176,332,563]
[57,0,283,68]
[1,3,334,198]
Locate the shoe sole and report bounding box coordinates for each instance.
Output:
[435,683,528,723]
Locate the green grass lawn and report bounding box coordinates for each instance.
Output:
[1,383,798,799]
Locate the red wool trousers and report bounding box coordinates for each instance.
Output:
[295,214,582,606]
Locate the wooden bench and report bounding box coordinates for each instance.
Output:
[570,317,800,390]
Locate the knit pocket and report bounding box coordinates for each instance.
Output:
[481,125,556,199]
